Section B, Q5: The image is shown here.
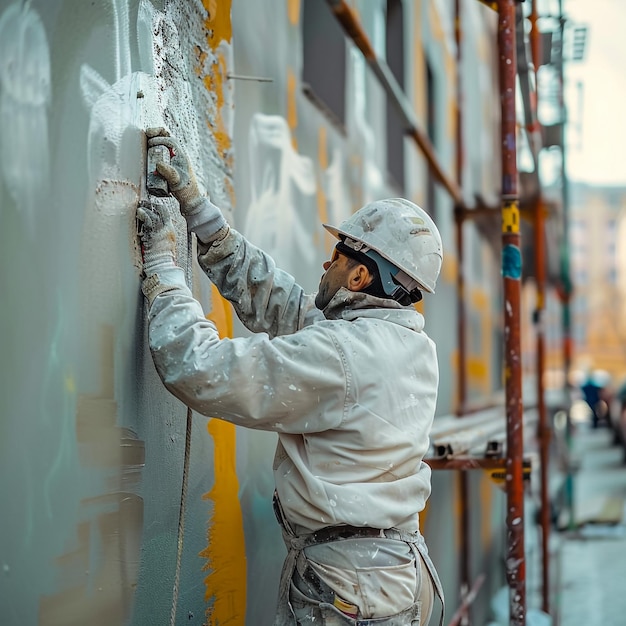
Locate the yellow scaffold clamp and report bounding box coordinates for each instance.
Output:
[488,461,532,490]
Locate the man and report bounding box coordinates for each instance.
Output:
[138,127,444,625]
[580,370,609,429]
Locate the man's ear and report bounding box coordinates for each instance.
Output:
[347,264,373,292]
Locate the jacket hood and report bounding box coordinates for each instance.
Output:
[322,287,425,332]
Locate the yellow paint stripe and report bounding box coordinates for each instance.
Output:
[450,348,459,413]
[468,288,492,393]
[317,126,333,253]
[197,3,246,612]
[420,496,430,536]
[201,1,233,158]
[206,283,234,338]
[203,0,232,47]
[287,67,298,151]
[202,52,232,158]
[287,0,300,26]
[200,285,245,624]
[467,357,489,392]
[200,419,247,625]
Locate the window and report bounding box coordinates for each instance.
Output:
[302,0,346,127]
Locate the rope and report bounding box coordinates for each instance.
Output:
[169,406,193,626]
[169,230,195,626]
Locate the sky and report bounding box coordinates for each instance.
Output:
[561,0,626,185]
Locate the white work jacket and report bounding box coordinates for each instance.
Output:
[144,228,439,533]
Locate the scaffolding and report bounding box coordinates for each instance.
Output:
[325,1,561,624]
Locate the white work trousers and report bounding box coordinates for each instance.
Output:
[289,539,435,625]
[272,494,444,626]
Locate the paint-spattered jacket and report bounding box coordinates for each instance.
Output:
[144,228,439,533]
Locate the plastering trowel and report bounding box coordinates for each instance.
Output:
[146,143,170,197]
[137,134,172,263]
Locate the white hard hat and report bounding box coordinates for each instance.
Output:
[323,198,443,296]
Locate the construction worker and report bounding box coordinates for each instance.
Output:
[138,127,445,626]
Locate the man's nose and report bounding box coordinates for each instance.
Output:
[323,261,331,271]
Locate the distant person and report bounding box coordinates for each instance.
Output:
[581,370,609,429]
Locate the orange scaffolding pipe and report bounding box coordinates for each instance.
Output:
[529,0,552,615]
[498,2,526,625]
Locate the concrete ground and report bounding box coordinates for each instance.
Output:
[549,421,626,626]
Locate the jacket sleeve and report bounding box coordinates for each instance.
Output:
[195,228,322,338]
[146,269,346,433]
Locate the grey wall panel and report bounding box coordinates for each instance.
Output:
[0,1,511,624]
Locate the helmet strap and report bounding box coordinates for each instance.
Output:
[338,239,422,304]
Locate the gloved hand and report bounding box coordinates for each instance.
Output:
[136,201,177,274]
[146,127,227,243]
[145,127,201,214]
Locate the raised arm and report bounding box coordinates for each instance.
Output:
[145,128,320,337]
[136,202,344,431]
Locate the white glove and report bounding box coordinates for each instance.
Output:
[136,201,177,274]
[146,127,227,243]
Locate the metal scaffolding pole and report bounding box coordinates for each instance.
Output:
[557,0,576,534]
[558,1,573,391]
[534,196,551,615]
[455,0,468,421]
[529,0,551,615]
[497,1,526,625]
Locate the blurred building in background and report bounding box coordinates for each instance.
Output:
[569,183,626,385]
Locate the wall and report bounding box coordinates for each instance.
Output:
[0,1,509,624]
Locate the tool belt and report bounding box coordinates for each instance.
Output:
[272,492,445,626]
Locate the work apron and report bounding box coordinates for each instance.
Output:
[272,493,445,626]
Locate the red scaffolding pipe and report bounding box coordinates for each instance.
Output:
[498,1,526,625]
[534,197,551,615]
[529,0,551,615]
